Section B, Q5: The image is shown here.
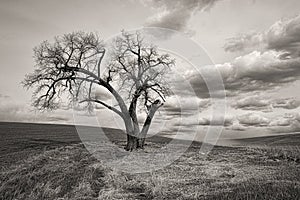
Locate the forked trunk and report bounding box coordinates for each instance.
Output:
[138,138,146,149]
[125,134,139,151]
[124,101,162,151]
[124,131,149,151]
[125,133,146,151]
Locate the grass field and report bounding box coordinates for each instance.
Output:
[0,122,299,199]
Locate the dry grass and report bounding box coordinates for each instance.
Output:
[0,143,300,200]
[247,145,300,163]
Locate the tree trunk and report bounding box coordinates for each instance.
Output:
[125,134,139,151]
[136,101,161,149]
[124,101,162,151]
[125,134,147,151]
[137,138,146,149]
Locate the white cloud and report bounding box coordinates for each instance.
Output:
[186,50,300,98]
[272,98,300,109]
[175,114,234,127]
[235,112,300,132]
[0,94,71,124]
[183,15,300,103]
[198,117,210,125]
[209,115,234,126]
[269,117,291,127]
[268,113,300,133]
[162,95,210,117]
[232,96,300,111]
[224,31,265,53]
[232,95,270,111]
[238,113,270,127]
[230,123,246,131]
[224,14,300,58]
[144,0,221,31]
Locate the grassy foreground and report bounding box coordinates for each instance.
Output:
[1,141,299,200]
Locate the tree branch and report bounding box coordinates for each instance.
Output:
[79,99,124,119]
[97,50,105,78]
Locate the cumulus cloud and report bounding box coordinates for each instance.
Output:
[144,11,300,110]
[232,51,300,83]
[198,117,210,126]
[237,113,270,127]
[162,95,210,117]
[231,112,300,132]
[186,50,300,98]
[269,117,291,127]
[224,31,265,53]
[269,113,300,133]
[272,98,300,109]
[288,113,300,131]
[0,94,70,123]
[210,115,234,126]
[230,123,247,131]
[0,101,29,122]
[267,15,300,58]
[216,111,300,133]
[224,14,300,58]
[173,114,234,127]
[181,15,300,99]
[144,0,221,31]
[232,95,270,111]
[231,96,300,111]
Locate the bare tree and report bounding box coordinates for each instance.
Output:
[23,31,174,151]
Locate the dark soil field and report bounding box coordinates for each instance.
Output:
[0,122,81,168]
[230,133,300,147]
[0,122,300,199]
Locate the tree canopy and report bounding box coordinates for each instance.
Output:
[23,31,175,150]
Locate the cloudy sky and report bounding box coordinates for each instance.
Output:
[1,0,300,140]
